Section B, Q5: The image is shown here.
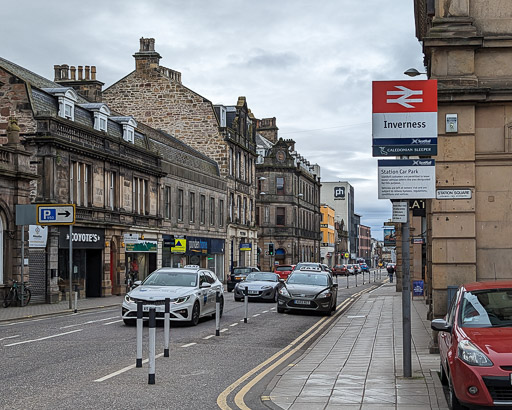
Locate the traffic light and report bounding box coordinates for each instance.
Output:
[268,243,274,256]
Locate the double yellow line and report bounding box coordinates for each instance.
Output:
[217,286,376,409]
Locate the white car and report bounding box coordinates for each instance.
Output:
[122,266,224,326]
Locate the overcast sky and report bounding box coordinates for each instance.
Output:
[2,0,424,240]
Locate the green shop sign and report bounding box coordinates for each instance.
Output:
[126,240,158,253]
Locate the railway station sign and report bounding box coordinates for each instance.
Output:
[372,80,438,156]
[378,159,436,199]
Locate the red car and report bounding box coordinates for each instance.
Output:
[274,264,295,280]
[431,280,512,409]
[332,264,348,276]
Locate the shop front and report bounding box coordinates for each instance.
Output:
[124,237,157,282]
[58,227,105,299]
[162,235,225,281]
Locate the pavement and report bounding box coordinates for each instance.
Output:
[0,280,448,410]
[267,281,449,410]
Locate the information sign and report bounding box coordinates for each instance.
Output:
[436,189,472,199]
[392,202,408,223]
[37,204,75,225]
[378,159,436,199]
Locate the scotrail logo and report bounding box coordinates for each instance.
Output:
[386,86,423,109]
[412,160,433,166]
[411,139,431,145]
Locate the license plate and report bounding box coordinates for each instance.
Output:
[142,305,163,312]
[248,290,259,295]
[295,300,310,305]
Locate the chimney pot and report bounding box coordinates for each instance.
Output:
[70,66,76,81]
[78,66,83,80]
[91,66,96,81]
[85,66,90,81]
[54,65,61,81]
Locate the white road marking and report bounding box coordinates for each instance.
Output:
[103,320,123,326]
[60,316,118,329]
[0,308,119,327]
[181,343,197,348]
[262,310,269,313]
[5,329,83,347]
[94,353,164,382]
[220,328,228,333]
[203,335,215,340]
[252,314,260,317]
[240,319,245,322]
[270,307,276,310]
[0,335,19,341]
[230,323,238,327]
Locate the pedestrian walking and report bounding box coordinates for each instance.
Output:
[387,264,395,283]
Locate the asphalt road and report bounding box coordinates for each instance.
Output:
[0,271,384,410]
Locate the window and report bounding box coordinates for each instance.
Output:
[189,192,195,223]
[70,161,92,207]
[177,189,184,221]
[277,207,285,226]
[210,197,215,226]
[93,108,109,132]
[124,127,134,143]
[164,187,171,219]
[200,195,206,224]
[249,199,253,224]
[255,206,260,225]
[236,151,241,179]
[229,148,234,176]
[219,199,224,227]
[106,170,117,210]
[132,177,148,215]
[243,197,247,225]
[237,196,241,223]
[276,177,284,195]
[229,193,234,223]
[264,206,270,223]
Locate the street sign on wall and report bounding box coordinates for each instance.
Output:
[436,189,472,199]
[378,159,436,199]
[392,202,408,223]
[37,204,75,225]
[372,80,438,156]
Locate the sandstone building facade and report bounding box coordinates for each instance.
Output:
[415,0,512,316]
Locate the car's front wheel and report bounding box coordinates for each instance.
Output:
[189,302,200,326]
[439,361,448,385]
[277,307,285,313]
[123,318,136,326]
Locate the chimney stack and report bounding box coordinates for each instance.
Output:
[133,37,162,74]
[256,117,279,144]
[53,63,104,103]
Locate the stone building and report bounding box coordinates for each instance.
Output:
[103,38,258,275]
[255,130,322,270]
[357,224,371,264]
[0,56,227,303]
[414,0,512,316]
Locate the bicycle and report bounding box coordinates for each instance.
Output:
[3,280,31,308]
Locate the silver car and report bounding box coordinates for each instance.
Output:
[233,272,283,302]
[122,266,224,326]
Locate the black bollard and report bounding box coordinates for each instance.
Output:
[164,298,170,358]
[215,290,221,336]
[148,306,156,385]
[244,286,249,324]
[136,301,143,368]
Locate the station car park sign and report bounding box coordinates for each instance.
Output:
[378,159,436,199]
[372,80,438,156]
[37,204,75,225]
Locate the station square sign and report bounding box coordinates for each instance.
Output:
[378,159,436,199]
[372,80,437,156]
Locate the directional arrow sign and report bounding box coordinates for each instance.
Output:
[37,204,76,225]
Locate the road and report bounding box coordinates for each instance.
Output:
[0,271,385,410]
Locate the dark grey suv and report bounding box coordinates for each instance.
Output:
[227,266,260,292]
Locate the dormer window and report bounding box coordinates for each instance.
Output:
[80,103,111,132]
[42,87,78,122]
[110,116,137,144]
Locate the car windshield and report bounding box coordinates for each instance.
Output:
[246,273,278,282]
[287,273,328,286]
[234,268,252,274]
[461,289,512,328]
[275,266,292,271]
[142,271,197,287]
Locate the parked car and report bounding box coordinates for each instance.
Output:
[321,264,333,273]
[277,266,338,315]
[293,262,331,274]
[359,263,370,273]
[346,264,355,275]
[274,264,295,280]
[234,272,283,302]
[227,266,260,292]
[332,264,348,276]
[353,264,361,274]
[122,266,224,326]
[431,280,512,409]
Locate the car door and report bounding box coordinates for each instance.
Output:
[439,290,459,370]
[205,270,220,311]
[198,272,213,314]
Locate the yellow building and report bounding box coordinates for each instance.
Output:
[320,205,336,267]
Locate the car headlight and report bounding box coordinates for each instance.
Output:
[172,296,190,304]
[279,287,290,297]
[124,294,135,303]
[458,340,493,366]
[317,290,332,298]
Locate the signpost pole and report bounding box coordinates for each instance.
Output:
[402,199,412,378]
[20,225,25,306]
[69,225,73,309]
